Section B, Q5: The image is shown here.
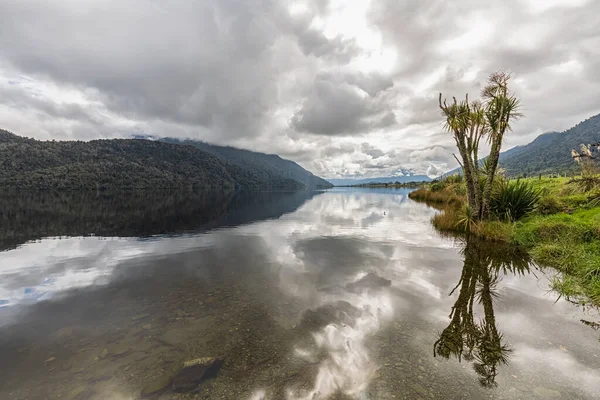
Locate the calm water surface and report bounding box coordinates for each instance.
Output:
[0,188,598,399]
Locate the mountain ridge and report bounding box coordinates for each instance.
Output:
[0,129,329,190]
[442,112,600,177]
[161,138,333,189]
[501,114,600,175]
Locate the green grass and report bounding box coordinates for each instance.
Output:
[527,177,569,192]
[513,209,600,304]
[415,176,600,305]
[477,220,515,242]
[409,186,464,205]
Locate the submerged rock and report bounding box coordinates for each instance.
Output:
[172,357,222,393]
[99,348,109,359]
[141,356,223,397]
[66,386,90,400]
[132,313,150,321]
[109,342,131,358]
[141,372,176,398]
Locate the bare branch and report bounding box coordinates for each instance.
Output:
[453,153,464,168]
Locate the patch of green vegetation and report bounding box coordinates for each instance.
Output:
[409,181,466,205]
[413,175,600,305]
[0,129,316,191]
[500,113,600,176]
[476,221,514,242]
[537,195,565,215]
[490,180,541,222]
[513,209,600,304]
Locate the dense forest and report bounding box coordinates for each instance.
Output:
[500,113,600,175]
[162,138,333,189]
[0,130,318,190]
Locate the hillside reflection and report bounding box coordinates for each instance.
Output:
[0,190,319,251]
[434,237,532,387]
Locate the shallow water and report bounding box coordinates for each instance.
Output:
[0,188,598,400]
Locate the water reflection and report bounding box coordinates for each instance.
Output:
[0,190,319,308]
[0,190,320,251]
[434,238,531,387]
[0,189,598,399]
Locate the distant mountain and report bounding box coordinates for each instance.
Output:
[442,113,600,177]
[162,138,333,189]
[0,129,304,190]
[500,114,600,175]
[327,175,432,186]
[442,138,536,178]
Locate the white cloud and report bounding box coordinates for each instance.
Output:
[0,0,599,177]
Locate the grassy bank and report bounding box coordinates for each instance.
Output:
[410,177,600,305]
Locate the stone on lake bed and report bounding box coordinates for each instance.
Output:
[140,357,222,398]
[66,386,89,400]
[54,327,74,338]
[110,343,131,357]
[172,357,222,393]
[141,372,177,398]
[533,387,562,398]
[99,348,109,359]
[132,313,150,321]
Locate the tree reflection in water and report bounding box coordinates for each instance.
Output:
[434,237,532,387]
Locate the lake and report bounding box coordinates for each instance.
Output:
[0,188,598,399]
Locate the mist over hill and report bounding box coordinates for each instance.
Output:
[161,138,333,189]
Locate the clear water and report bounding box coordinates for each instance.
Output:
[0,188,598,400]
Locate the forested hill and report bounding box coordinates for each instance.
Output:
[443,113,600,177]
[162,138,333,189]
[0,129,304,190]
[500,113,600,175]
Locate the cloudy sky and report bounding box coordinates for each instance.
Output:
[1,0,599,178]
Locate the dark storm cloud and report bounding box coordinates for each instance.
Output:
[290,74,397,135]
[2,83,95,124]
[361,143,385,159]
[296,29,361,64]
[322,71,394,97]
[322,143,357,158]
[0,0,349,141]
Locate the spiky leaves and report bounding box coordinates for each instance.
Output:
[439,71,520,221]
[490,180,541,222]
[439,94,489,216]
[480,72,523,219]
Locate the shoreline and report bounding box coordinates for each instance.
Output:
[409,177,600,306]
